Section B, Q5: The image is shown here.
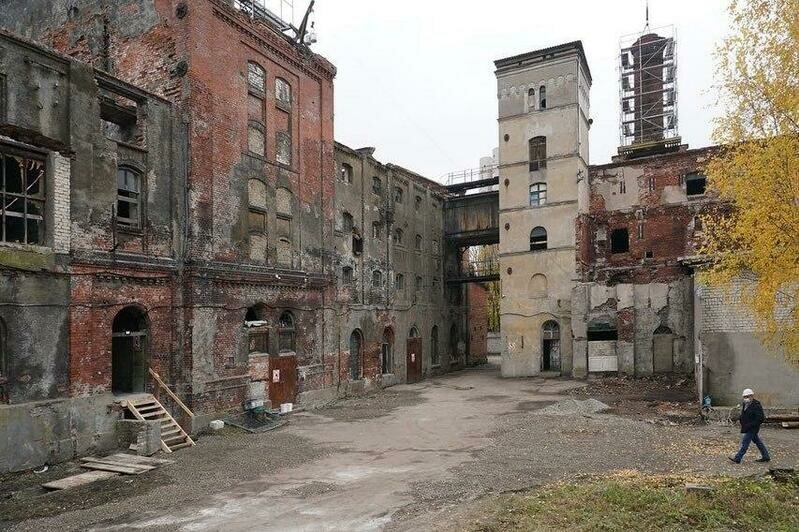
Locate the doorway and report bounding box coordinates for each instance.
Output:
[349,329,363,380]
[112,306,148,395]
[381,327,394,375]
[541,320,561,372]
[406,326,422,383]
[653,325,674,373]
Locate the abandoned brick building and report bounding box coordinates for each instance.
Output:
[1,1,796,475]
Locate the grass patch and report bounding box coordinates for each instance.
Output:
[472,473,799,531]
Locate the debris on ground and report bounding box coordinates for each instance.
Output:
[533,398,611,416]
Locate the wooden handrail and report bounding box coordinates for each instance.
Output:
[149,368,195,419]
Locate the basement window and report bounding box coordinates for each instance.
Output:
[686,172,707,196]
[610,228,629,254]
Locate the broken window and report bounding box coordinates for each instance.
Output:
[352,232,363,255]
[372,221,382,239]
[528,136,547,171]
[245,305,269,354]
[394,186,404,204]
[341,163,353,183]
[610,228,629,254]
[278,311,296,353]
[588,326,618,341]
[530,226,547,251]
[247,61,266,94]
[100,91,141,145]
[415,195,422,210]
[395,272,405,291]
[276,131,291,166]
[372,269,383,287]
[529,182,547,207]
[116,167,141,229]
[248,122,265,156]
[415,234,423,251]
[1,149,45,245]
[539,85,547,109]
[275,78,291,107]
[342,266,354,284]
[372,176,382,195]
[393,228,404,245]
[686,172,706,196]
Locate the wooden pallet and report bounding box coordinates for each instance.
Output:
[43,454,174,490]
[43,470,119,490]
[121,395,196,453]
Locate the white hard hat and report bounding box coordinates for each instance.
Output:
[742,388,754,397]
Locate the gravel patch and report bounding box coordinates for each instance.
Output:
[534,398,611,416]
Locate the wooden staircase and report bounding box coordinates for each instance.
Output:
[122,395,195,453]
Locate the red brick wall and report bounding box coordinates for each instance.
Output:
[468,283,489,364]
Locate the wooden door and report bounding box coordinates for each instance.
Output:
[268,354,298,408]
[406,337,422,384]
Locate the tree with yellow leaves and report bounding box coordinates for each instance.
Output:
[700,0,799,361]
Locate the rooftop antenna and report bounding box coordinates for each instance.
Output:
[296,0,316,45]
[645,0,650,30]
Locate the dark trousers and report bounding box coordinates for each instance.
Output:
[734,431,770,461]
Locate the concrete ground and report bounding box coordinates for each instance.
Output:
[2,366,797,531]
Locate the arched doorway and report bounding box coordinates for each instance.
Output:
[349,329,363,380]
[381,327,394,375]
[541,320,561,372]
[112,306,148,395]
[406,326,422,383]
[653,325,675,373]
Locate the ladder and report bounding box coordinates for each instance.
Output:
[123,395,195,453]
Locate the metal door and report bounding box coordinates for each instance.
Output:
[406,337,422,384]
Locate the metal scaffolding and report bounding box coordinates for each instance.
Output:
[618,26,679,148]
[233,0,295,29]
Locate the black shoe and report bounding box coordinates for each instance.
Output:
[729,457,741,464]
[756,457,771,463]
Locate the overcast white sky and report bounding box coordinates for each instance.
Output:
[304,0,731,181]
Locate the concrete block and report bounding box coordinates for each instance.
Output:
[572,339,588,378]
[116,419,161,456]
[590,284,616,310]
[617,283,634,309]
[617,341,635,375]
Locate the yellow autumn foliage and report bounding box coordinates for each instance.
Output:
[700,0,799,361]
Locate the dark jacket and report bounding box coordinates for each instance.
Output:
[740,399,765,434]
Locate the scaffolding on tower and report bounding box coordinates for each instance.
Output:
[618,25,680,156]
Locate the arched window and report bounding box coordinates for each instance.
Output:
[654,325,673,335]
[394,186,404,204]
[278,311,296,353]
[539,84,547,109]
[431,325,440,366]
[409,326,419,338]
[381,327,394,375]
[247,61,266,93]
[341,163,353,183]
[349,329,363,380]
[530,226,548,251]
[394,272,405,291]
[248,122,265,156]
[372,269,383,287]
[372,176,382,195]
[277,238,292,267]
[342,266,354,284]
[528,273,548,298]
[276,187,293,218]
[527,87,536,112]
[117,167,141,228]
[275,78,291,106]
[393,228,404,245]
[341,211,354,233]
[542,320,560,339]
[529,136,547,171]
[529,182,547,207]
[415,234,423,251]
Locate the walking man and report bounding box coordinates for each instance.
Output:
[729,388,770,464]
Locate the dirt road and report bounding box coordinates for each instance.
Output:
[3,367,796,531]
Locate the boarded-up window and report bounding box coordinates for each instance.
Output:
[275,78,291,106]
[248,179,267,210]
[277,238,292,266]
[528,274,548,298]
[276,187,292,217]
[248,124,265,156]
[250,233,267,261]
[248,94,263,119]
[247,62,265,93]
[276,131,291,166]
